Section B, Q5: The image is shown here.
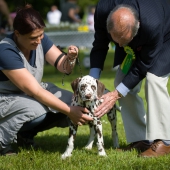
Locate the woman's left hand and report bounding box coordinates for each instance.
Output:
[67,45,78,60]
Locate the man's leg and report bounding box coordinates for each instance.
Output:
[139,72,170,157]
[114,67,146,143]
[145,72,170,140]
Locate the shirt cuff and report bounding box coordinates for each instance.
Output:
[89,68,101,79]
[116,82,130,97]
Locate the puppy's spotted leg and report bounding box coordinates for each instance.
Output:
[85,123,96,150]
[61,122,78,159]
[93,117,107,156]
[107,106,119,148]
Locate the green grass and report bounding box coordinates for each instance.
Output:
[1,50,170,170]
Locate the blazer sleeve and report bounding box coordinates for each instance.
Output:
[90,2,111,70]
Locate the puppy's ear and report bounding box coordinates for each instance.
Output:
[71,78,81,96]
[96,79,105,98]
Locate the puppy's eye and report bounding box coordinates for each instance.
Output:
[81,84,86,91]
[91,85,96,91]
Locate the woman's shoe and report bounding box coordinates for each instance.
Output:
[0,145,17,156]
[17,134,37,149]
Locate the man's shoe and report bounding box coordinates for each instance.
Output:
[138,140,170,157]
[119,141,151,152]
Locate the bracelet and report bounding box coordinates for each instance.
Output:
[57,46,67,55]
[54,53,65,68]
[68,57,76,66]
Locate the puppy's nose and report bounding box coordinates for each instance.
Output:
[85,94,91,99]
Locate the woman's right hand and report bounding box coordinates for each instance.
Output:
[69,106,93,126]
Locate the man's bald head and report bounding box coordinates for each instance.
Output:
[112,7,135,34]
[107,4,139,46]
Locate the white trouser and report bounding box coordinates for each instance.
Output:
[114,67,146,143]
[146,72,170,140]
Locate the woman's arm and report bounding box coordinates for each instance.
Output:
[45,44,78,74]
[2,68,92,124]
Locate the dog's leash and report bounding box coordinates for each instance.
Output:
[76,55,83,77]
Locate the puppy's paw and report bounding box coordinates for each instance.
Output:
[84,145,93,150]
[98,151,107,156]
[61,152,72,160]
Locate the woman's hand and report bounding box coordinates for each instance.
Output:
[61,45,78,75]
[69,106,93,126]
[67,45,78,60]
[94,90,120,118]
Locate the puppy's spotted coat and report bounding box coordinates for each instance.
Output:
[61,75,119,159]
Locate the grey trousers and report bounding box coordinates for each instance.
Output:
[0,82,72,147]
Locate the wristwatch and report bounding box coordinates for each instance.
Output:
[117,91,123,98]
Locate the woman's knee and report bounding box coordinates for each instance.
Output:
[45,82,73,104]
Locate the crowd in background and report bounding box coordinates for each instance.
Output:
[0,0,96,35]
[46,0,95,32]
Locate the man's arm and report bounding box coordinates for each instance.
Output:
[89,2,111,79]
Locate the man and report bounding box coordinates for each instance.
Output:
[89,0,170,157]
[47,5,62,25]
[60,0,81,23]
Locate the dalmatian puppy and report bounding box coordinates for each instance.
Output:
[61,75,119,159]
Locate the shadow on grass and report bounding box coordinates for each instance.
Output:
[21,133,127,154]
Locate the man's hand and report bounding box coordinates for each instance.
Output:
[94,90,121,118]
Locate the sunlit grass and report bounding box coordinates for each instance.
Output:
[1,51,170,170]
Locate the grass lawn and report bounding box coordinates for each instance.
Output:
[1,50,170,170]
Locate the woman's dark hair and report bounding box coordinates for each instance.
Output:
[13,4,46,35]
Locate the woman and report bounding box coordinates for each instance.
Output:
[0,4,92,156]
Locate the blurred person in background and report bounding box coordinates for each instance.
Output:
[87,5,95,31]
[10,11,16,21]
[47,5,61,25]
[61,0,81,23]
[0,0,13,34]
[74,5,81,23]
